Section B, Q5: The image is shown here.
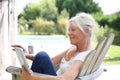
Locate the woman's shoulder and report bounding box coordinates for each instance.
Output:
[74,50,92,62]
[67,46,76,53]
[55,46,75,58]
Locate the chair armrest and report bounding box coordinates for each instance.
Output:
[6,66,21,75]
[77,68,104,80]
[6,66,104,80]
[6,66,53,77]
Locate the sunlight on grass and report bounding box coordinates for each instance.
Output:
[103,45,120,64]
[92,42,120,64]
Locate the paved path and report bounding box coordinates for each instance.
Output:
[95,65,120,80]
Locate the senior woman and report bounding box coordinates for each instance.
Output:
[12,12,97,80]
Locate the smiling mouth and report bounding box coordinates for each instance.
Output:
[69,38,74,41]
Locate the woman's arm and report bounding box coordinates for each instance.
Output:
[51,49,68,67]
[21,66,62,80]
[12,45,35,61]
[25,54,34,61]
[21,60,82,80]
[60,60,82,80]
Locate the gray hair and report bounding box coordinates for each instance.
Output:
[67,12,97,35]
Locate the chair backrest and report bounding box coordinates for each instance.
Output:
[85,37,107,75]
[78,50,96,76]
[91,33,114,73]
[78,33,114,77]
[78,36,107,76]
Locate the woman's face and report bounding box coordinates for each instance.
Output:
[67,22,86,45]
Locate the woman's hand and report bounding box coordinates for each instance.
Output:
[12,45,34,60]
[11,45,27,53]
[20,66,33,80]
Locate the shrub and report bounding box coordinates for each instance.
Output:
[32,18,57,35]
[94,25,120,46]
[57,18,68,35]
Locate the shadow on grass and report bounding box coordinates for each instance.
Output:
[104,57,120,61]
[103,57,120,64]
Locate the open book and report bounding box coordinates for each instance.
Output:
[15,47,30,72]
[12,47,50,76]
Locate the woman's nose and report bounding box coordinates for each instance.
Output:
[67,31,71,35]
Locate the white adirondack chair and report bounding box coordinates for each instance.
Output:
[77,33,114,80]
[6,33,114,80]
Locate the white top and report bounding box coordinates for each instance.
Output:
[56,50,91,76]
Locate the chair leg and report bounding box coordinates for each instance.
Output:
[12,74,21,80]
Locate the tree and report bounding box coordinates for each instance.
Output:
[18,0,58,32]
[57,9,69,35]
[56,0,102,17]
[108,13,120,31]
[40,0,58,22]
[19,2,41,21]
[92,12,109,27]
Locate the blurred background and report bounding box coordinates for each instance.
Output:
[0,0,120,80]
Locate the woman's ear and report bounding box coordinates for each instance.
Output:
[84,29,91,37]
[84,28,90,34]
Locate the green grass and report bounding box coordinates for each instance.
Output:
[92,42,120,65]
[102,45,120,64]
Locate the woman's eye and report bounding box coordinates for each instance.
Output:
[71,29,75,31]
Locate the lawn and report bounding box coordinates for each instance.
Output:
[103,45,120,64]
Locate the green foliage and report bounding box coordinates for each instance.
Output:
[108,13,120,31]
[92,12,120,31]
[18,18,27,28]
[111,30,120,46]
[57,9,69,35]
[17,0,120,47]
[92,12,109,26]
[18,18,27,34]
[19,3,41,21]
[57,9,69,19]
[92,12,120,45]
[31,18,56,35]
[94,25,120,46]
[18,0,58,29]
[18,25,25,34]
[18,0,102,34]
[39,0,58,21]
[57,18,68,35]
[93,25,120,64]
[94,25,111,40]
[56,0,102,17]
